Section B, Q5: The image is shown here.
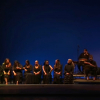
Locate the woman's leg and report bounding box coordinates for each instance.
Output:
[92,68,97,80]
[84,65,90,80]
[54,73,57,84]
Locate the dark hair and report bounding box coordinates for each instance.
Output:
[55,59,60,65]
[4,58,10,64]
[55,59,61,69]
[84,49,87,51]
[44,60,49,65]
[14,60,19,66]
[25,60,30,65]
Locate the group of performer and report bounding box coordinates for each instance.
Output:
[77,49,97,80]
[0,49,98,85]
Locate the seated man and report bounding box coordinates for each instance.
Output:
[64,59,74,84]
[77,49,90,74]
[84,55,97,80]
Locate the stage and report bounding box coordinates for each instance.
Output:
[0,84,100,95]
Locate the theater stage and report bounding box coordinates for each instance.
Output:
[0,84,100,95]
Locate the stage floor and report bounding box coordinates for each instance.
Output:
[0,84,100,95]
[73,79,100,84]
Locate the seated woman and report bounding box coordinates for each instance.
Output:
[12,60,23,85]
[43,60,53,84]
[33,60,42,84]
[23,60,33,84]
[84,55,97,80]
[53,59,62,84]
[64,59,74,84]
[2,58,11,85]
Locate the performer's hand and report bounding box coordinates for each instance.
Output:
[45,73,47,75]
[16,67,19,69]
[58,72,60,75]
[23,67,25,69]
[34,72,37,75]
[8,71,10,75]
[4,71,6,75]
[27,66,30,68]
[66,73,69,75]
[35,72,37,75]
[8,72,10,75]
[36,72,40,75]
[14,72,16,76]
[25,69,27,71]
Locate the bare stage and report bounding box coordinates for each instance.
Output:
[0,83,100,95]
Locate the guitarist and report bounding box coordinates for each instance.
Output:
[84,55,97,80]
[77,49,90,74]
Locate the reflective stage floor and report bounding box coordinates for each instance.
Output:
[0,84,100,100]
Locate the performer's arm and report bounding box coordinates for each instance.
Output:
[42,66,47,75]
[49,65,53,73]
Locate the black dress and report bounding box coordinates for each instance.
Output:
[54,65,62,84]
[84,60,97,77]
[33,65,42,84]
[0,65,3,83]
[13,64,23,84]
[24,64,33,84]
[64,64,74,84]
[3,63,11,81]
[43,65,51,84]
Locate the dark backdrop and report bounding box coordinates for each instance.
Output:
[0,0,100,77]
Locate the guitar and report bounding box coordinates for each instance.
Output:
[84,61,96,67]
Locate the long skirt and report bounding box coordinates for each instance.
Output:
[84,65,97,77]
[4,74,10,83]
[43,74,51,84]
[64,74,73,84]
[33,74,41,84]
[24,73,33,84]
[54,73,61,84]
[14,72,22,84]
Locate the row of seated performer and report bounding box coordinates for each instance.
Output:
[0,59,74,84]
[0,55,98,84]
